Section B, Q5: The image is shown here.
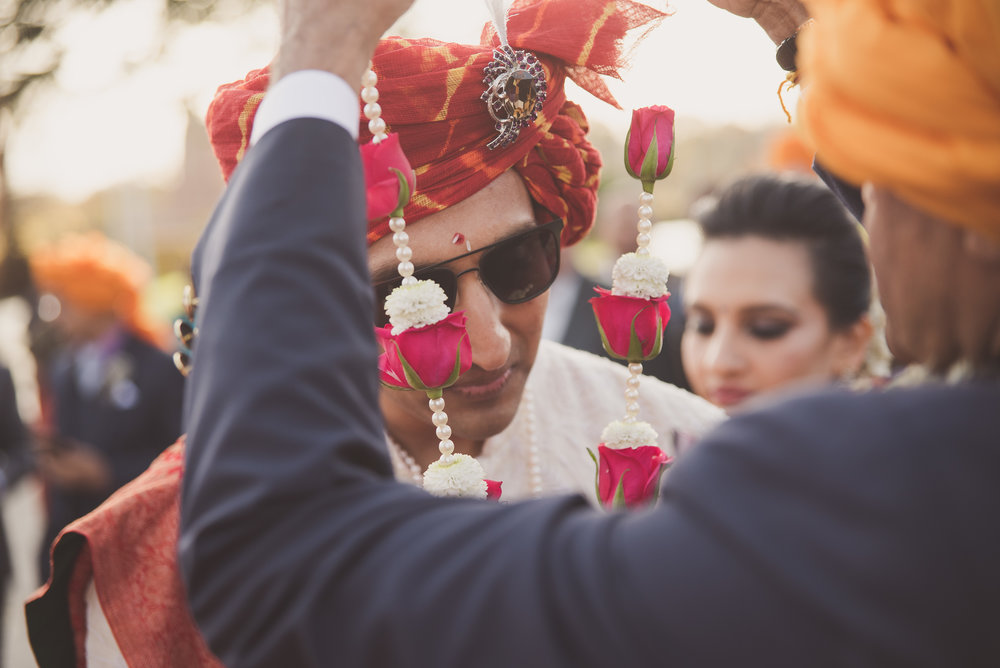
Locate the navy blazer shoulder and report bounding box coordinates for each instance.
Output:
[180,116,1000,667]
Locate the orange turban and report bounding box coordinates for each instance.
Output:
[30,233,160,344]
[206,0,667,247]
[798,0,1000,241]
[766,128,815,176]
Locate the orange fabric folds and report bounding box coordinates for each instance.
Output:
[798,0,1000,240]
[206,0,668,247]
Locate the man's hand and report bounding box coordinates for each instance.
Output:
[35,437,112,493]
[274,0,417,86]
[706,0,809,43]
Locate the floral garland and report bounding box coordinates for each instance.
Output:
[588,106,677,510]
[362,81,682,508]
[361,63,501,500]
[179,68,682,510]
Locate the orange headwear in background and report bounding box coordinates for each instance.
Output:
[206,0,668,247]
[766,127,816,176]
[798,0,1000,241]
[30,233,161,345]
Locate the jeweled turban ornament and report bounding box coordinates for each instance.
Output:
[482,45,547,149]
[480,0,547,150]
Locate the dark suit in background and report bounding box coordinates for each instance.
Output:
[39,332,183,582]
[178,115,1000,666]
[0,364,31,663]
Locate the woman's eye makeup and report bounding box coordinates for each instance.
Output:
[747,319,793,340]
[684,309,795,340]
[687,316,714,336]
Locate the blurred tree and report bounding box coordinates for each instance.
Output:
[0,0,247,296]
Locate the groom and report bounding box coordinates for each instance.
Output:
[200,0,719,497]
[179,0,1000,666]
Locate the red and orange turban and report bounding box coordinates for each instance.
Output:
[30,233,161,344]
[798,0,1000,242]
[206,0,667,247]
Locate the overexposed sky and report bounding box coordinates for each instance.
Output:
[8,0,792,201]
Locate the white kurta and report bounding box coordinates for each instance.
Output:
[388,339,724,505]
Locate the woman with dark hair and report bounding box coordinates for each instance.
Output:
[681,173,878,412]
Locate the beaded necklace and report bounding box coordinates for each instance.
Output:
[386,388,543,498]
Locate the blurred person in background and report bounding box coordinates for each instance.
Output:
[765,127,816,177]
[28,233,184,583]
[681,173,876,412]
[0,362,32,665]
[540,245,612,372]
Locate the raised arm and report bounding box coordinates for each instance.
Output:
[705,0,809,43]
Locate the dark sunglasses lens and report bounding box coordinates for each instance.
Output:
[480,226,560,303]
[374,268,459,327]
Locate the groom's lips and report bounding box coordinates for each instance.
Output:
[451,368,513,399]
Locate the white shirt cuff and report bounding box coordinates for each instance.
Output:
[249,70,359,145]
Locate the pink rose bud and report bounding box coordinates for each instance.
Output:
[485,480,503,501]
[597,444,670,509]
[361,133,417,221]
[624,106,675,193]
[375,312,472,393]
[589,288,671,362]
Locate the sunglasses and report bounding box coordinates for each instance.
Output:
[374,218,563,327]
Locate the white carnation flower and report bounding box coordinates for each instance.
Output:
[422,453,488,498]
[611,253,670,299]
[385,279,451,334]
[600,420,658,449]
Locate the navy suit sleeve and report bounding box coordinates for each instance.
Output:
[181,118,929,667]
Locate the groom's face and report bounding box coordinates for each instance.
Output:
[368,170,550,444]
